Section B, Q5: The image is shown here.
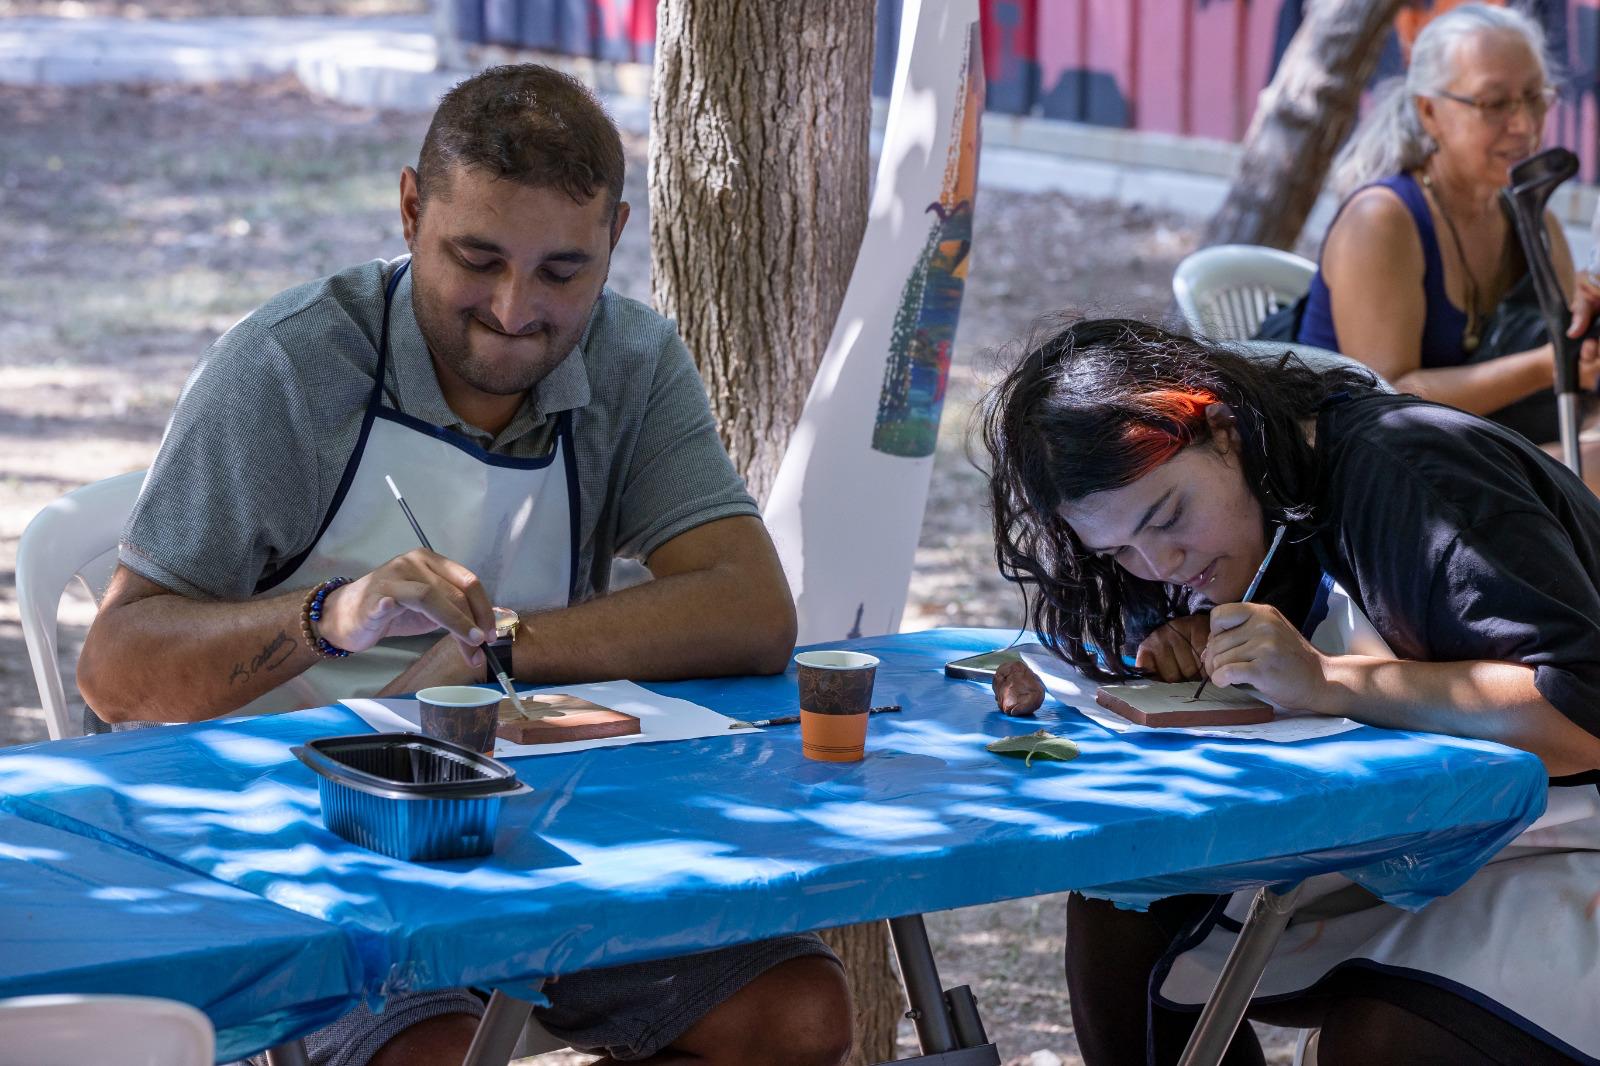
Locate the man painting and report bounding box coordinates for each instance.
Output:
[79,63,852,1066]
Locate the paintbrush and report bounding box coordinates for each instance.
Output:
[1193,524,1286,701]
[385,474,530,717]
[728,705,902,729]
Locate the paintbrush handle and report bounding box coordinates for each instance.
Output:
[1238,524,1287,605]
[385,475,436,552]
[731,705,902,729]
[397,497,434,553]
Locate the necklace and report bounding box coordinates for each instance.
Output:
[1420,170,1484,354]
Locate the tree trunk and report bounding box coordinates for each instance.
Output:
[650,3,894,1063]
[649,0,873,506]
[818,923,903,1065]
[1202,0,1406,250]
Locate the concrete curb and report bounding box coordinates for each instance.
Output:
[0,15,428,87]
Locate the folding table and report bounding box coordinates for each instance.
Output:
[0,629,1546,1066]
[0,813,362,1062]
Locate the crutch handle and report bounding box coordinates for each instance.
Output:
[1560,318,1600,397]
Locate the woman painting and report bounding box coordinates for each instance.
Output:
[985,317,1600,1065]
[1297,4,1600,481]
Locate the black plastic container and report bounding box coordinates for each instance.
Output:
[293,733,531,861]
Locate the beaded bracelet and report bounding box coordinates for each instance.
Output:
[300,577,353,659]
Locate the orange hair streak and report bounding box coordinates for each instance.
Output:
[1119,388,1217,480]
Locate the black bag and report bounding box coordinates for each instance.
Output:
[1470,272,1574,445]
[1252,293,1310,342]
[1475,272,1547,356]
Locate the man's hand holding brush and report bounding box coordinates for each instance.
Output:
[317,548,497,670]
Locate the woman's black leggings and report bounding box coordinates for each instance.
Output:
[1064,892,1580,1066]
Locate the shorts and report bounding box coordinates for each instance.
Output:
[273,933,837,1065]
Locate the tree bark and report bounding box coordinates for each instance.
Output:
[650,3,894,1063]
[649,0,874,506]
[1202,0,1407,250]
[817,923,903,1065]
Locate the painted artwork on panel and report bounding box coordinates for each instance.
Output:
[763,0,986,642]
[870,24,983,458]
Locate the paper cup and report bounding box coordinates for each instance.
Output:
[795,651,879,762]
[416,685,501,754]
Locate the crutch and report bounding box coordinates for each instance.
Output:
[1500,147,1596,476]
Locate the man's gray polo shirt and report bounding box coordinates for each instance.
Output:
[122,256,758,601]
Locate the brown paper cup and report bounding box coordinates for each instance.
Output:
[416,685,501,754]
[795,651,879,762]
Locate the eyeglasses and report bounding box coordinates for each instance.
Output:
[1435,86,1557,125]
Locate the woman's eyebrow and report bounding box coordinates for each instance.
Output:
[1080,489,1173,553]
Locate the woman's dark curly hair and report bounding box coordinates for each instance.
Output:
[981,317,1378,680]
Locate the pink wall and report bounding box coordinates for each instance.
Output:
[986,0,1600,179]
[452,0,1600,179]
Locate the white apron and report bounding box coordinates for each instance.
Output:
[240,260,578,716]
[1155,575,1600,1062]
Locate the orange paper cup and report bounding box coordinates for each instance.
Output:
[799,709,870,762]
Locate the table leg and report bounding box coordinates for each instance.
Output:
[264,1041,310,1066]
[879,915,1000,1066]
[461,989,536,1066]
[1176,882,1305,1066]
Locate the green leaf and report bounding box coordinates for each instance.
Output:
[986,730,1080,767]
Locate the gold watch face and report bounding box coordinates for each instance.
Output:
[492,606,519,640]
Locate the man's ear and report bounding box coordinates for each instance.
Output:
[1204,402,1242,454]
[610,201,631,251]
[400,166,422,250]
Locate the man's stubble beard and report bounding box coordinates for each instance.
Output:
[409,271,601,398]
[429,318,561,397]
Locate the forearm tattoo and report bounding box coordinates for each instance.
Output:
[228,630,297,686]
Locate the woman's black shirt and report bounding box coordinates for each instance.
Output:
[1308,393,1600,739]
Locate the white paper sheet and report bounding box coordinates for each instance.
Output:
[1018,647,1361,743]
[341,680,750,758]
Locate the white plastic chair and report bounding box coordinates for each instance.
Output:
[1172,244,1317,340]
[0,994,213,1066]
[16,470,145,740]
[513,1018,569,1056]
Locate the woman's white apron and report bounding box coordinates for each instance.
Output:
[1155,575,1600,1061]
[238,260,578,715]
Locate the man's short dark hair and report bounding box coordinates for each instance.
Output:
[417,64,625,212]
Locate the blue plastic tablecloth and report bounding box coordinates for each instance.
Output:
[0,815,361,1061]
[0,629,1547,1008]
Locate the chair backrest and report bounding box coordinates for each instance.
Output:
[0,994,213,1066]
[15,470,146,741]
[1222,339,1396,394]
[1172,244,1317,341]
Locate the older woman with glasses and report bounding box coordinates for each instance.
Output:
[1296,4,1600,482]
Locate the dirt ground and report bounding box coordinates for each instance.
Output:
[0,77,1298,1064]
